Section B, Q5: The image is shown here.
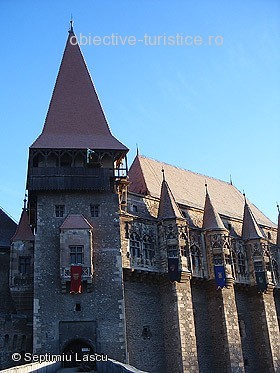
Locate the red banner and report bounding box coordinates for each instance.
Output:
[70,266,82,294]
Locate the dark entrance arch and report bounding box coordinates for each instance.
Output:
[62,339,95,369]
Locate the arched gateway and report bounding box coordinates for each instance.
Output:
[62,339,95,368]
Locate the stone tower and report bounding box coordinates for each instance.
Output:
[26,26,128,363]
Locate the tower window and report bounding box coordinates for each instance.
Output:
[190,245,201,271]
[4,334,9,349]
[90,204,100,217]
[143,235,155,260]
[132,204,138,213]
[238,253,246,276]
[75,303,81,312]
[167,245,178,258]
[12,335,18,350]
[254,260,263,272]
[19,257,31,275]
[55,205,65,217]
[130,233,141,258]
[70,246,84,264]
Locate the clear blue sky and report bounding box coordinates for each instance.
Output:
[0,0,279,224]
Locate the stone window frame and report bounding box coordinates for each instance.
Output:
[19,256,31,275]
[69,245,84,265]
[143,235,155,260]
[129,232,141,258]
[254,260,264,272]
[55,204,65,218]
[237,252,247,276]
[129,232,156,264]
[190,244,202,271]
[90,203,100,218]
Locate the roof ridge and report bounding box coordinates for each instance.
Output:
[138,154,232,187]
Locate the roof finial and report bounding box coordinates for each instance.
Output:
[23,193,27,210]
[205,180,208,193]
[277,202,280,214]
[69,15,74,33]
[229,174,233,185]
[162,168,165,181]
[136,143,139,156]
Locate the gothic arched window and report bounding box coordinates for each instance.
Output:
[238,253,246,276]
[130,233,141,258]
[143,235,155,261]
[190,245,201,272]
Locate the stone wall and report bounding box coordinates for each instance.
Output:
[33,191,127,362]
[124,279,165,373]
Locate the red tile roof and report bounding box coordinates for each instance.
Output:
[128,155,276,228]
[242,201,264,240]
[31,31,128,151]
[11,209,34,242]
[60,214,93,229]
[202,190,226,230]
[158,179,183,220]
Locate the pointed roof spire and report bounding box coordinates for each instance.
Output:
[202,186,225,230]
[158,173,183,220]
[242,198,264,240]
[31,28,128,151]
[277,203,280,247]
[11,201,34,242]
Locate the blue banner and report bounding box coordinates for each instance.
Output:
[214,265,226,288]
[168,257,181,282]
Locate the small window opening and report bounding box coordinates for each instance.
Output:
[90,204,100,218]
[55,205,65,217]
[75,303,81,312]
[141,325,152,340]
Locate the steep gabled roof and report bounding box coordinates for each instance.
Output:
[0,208,17,247]
[128,155,276,228]
[242,200,264,240]
[31,30,127,151]
[202,190,225,230]
[60,214,93,230]
[11,209,34,242]
[158,177,184,220]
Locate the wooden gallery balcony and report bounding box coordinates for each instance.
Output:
[27,166,114,191]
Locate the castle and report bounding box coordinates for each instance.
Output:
[0,25,279,373]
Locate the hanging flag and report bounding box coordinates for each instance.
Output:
[214,265,226,288]
[70,266,82,294]
[168,257,181,282]
[255,271,267,292]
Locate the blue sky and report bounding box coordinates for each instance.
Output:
[0,0,279,223]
